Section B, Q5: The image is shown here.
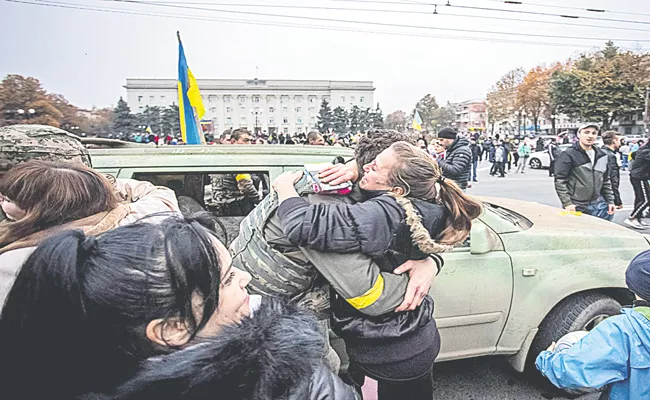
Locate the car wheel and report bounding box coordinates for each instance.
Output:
[529,158,542,169]
[525,292,621,395]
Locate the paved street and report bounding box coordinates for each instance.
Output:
[406,162,633,400]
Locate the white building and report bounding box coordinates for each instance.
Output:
[124,78,375,135]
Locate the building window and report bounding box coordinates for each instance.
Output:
[253,96,260,103]
[341,96,345,103]
[149,96,155,102]
[226,107,232,113]
[281,96,289,104]
[269,107,275,113]
[226,117,232,125]
[297,117,303,125]
[254,107,260,113]
[138,106,144,112]
[283,107,288,113]
[283,117,289,124]
[266,95,275,104]
[269,118,275,125]
[161,96,166,102]
[224,96,231,103]
[295,96,303,104]
[324,96,330,103]
[240,116,247,124]
[296,107,302,113]
[210,107,217,114]
[350,96,355,103]
[209,95,217,103]
[238,96,246,105]
[360,96,364,103]
[138,96,143,102]
[213,117,218,124]
[283,127,289,134]
[310,116,316,123]
[309,107,315,113]
[309,96,316,103]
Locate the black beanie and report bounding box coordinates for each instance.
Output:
[626,249,650,301]
[438,128,457,140]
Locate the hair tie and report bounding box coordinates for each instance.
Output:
[438,176,446,184]
[81,236,98,253]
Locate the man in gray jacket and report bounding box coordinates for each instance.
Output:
[554,123,615,220]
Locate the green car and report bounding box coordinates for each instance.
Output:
[90,143,649,375]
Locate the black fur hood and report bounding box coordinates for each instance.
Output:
[86,299,357,400]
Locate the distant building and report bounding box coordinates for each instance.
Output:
[124,78,375,135]
[612,110,647,136]
[451,99,487,135]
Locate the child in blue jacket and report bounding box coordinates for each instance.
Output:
[536,250,650,400]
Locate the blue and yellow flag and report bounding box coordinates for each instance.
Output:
[177,32,206,144]
[412,110,423,132]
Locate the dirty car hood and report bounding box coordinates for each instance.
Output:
[477,196,649,252]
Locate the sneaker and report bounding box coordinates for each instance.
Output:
[639,219,649,227]
[624,218,644,230]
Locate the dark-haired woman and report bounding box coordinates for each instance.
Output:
[0,214,358,400]
[0,160,178,306]
[273,141,483,399]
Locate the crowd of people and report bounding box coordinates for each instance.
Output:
[0,124,648,400]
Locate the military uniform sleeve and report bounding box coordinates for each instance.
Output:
[300,247,408,316]
[277,197,401,257]
[235,174,261,200]
[553,152,574,207]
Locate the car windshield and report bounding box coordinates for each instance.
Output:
[484,202,533,231]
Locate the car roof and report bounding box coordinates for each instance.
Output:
[89,144,354,169]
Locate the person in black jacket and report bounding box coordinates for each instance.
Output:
[273,141,483,400]
[601,130,623,211]
[625,140,650,229]
[469,138,481,182]
[0,215,357,400]
[437,128,472,191]
[548,138,559,177]
[554,123,616,220]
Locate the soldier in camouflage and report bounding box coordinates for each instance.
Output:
[0,125,91,221]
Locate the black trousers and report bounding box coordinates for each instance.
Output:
[549,160,555,177]
[630,178,650,219]
[495,162,505,177]
[513,153,520,167]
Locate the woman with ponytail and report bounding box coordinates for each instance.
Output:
[0,214,357,400]
[272,140,483,399]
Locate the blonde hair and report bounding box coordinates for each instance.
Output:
[385,142,483,252]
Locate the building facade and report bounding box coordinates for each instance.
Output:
[124,78,375,135]
[452,99,487,135]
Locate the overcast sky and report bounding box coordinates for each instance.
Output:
[1,0,649,113]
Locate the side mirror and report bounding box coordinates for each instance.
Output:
[470,220,496,255]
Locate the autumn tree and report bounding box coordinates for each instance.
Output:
[413,94,440,132]
[0,74,63,127]
[317,99,333,133]
[431,104,456,131]
[550,42,650,130]
[486,68,525,132]
[384,110,407,131]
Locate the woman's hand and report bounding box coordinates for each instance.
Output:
[272,171,303,204]
[319,161,359,185]
[393,258,439,312]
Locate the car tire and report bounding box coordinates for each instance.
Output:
[525,292,621,395]
[529,158,542,169]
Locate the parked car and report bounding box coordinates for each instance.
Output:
[89,142,649,382]
[528,144,571,169]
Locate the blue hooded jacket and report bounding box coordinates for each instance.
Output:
[536,308,650,400]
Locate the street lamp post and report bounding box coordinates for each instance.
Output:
[250,109,260,135]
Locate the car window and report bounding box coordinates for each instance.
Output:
[132,171,270,245]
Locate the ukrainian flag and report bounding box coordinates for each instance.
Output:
[177,32,206,144]
[412,110,423,132]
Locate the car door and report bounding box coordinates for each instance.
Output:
[430,219,513,361]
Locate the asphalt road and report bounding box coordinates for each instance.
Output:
[395,163,627,400]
